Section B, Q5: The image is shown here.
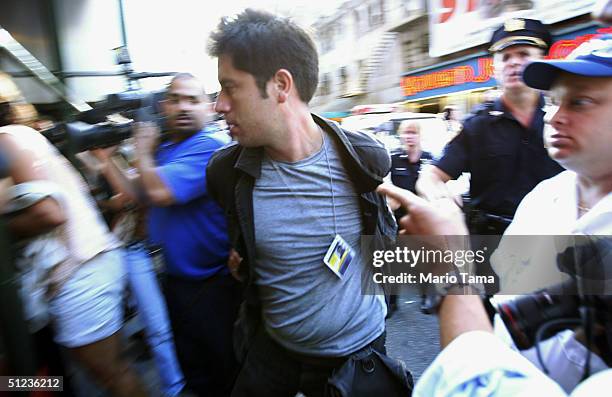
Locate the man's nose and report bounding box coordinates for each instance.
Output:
[508,55,521,66]
[544,104,562,126]
[215,94,229,113]
[174,99,189,113]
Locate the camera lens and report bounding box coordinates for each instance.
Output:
[496,280,579,350]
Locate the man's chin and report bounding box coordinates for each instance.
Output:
[170,128,198,139]
[547,147,574,165]
[505,80,528,91]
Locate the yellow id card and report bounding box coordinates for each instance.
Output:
[323,234,355,278]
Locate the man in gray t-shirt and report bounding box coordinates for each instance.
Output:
[207,9,398,396]
[253,132,385,357]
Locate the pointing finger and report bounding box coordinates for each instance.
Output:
[376,183,426,212]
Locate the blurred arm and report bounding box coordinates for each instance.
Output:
[416,165,453,202]
[134,152,175,207]
[377,183,567,397]
[376,183,490,347]
[0,134,66,238]
[133,122,175,207]
[101,156,144,204]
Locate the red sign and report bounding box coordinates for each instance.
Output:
[401,26,612,97]
[547,26,612,59]
[437,0,478,24]
[401,57,493,97]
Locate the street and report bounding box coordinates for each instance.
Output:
[386,290,441,381]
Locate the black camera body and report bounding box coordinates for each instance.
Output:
[495,237,612,365]
[42,90,166,154]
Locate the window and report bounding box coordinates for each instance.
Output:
[353,10,361,37]
[402,0,422,17]
[402,39,414,71]
[319,25,335,54]
[368,0,385,28]
[338,67,348,93]
[319,73,331,97]
[421,32,429,55]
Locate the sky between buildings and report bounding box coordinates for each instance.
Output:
[122,0,345,93]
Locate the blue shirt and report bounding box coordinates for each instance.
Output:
[148,126,231,279]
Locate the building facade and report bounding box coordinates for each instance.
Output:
[310,0,436,118]
[311,0,608,118]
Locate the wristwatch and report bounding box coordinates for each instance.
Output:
[420,271,483,315]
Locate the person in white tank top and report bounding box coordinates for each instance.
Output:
[0,71,146,397]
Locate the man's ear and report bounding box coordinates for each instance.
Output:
[272,69,293,103]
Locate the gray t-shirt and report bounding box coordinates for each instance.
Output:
[253,131,386,356]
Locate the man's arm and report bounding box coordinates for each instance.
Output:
[416,165,454,202]
[8,199,65,238]
[89,147,144,205]
[417,124,471,203]
[133,123,175,207]
[439,294,493,348]
[0,134,66,238]
[91,124,175,207]
[377,183,491,346]
[377,184,567,397]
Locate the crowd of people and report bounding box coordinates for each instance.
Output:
[1,5,611,397]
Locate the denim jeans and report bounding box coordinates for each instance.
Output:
[125,242,185,397]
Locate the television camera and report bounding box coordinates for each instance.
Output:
[41,89,168,155]
[41,45,174,155]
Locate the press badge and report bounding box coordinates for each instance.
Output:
[323,234,355,278]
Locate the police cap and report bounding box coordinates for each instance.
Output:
[489,18,552,53]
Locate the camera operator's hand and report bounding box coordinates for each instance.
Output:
[90,146,119,163]
[377,183,468,236]
[134,122,160,157]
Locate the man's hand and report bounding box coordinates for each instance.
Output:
[378,183,469,277]
[377,183,468,236]
[416,165,462,207]
[384,193,402,211]
[134,122,160,156]
[227,249,243,281]
[90,145,119,162]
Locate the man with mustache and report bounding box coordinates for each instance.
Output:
[94,73,241,396]
[419,18,564,232]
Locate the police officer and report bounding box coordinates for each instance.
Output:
[417,18,564,294]
[417,18,564,235]
[391,120,433,214]
[387,120,433,316]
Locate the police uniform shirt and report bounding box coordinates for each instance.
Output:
[390,150,433,194]
[434,96,564,218]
